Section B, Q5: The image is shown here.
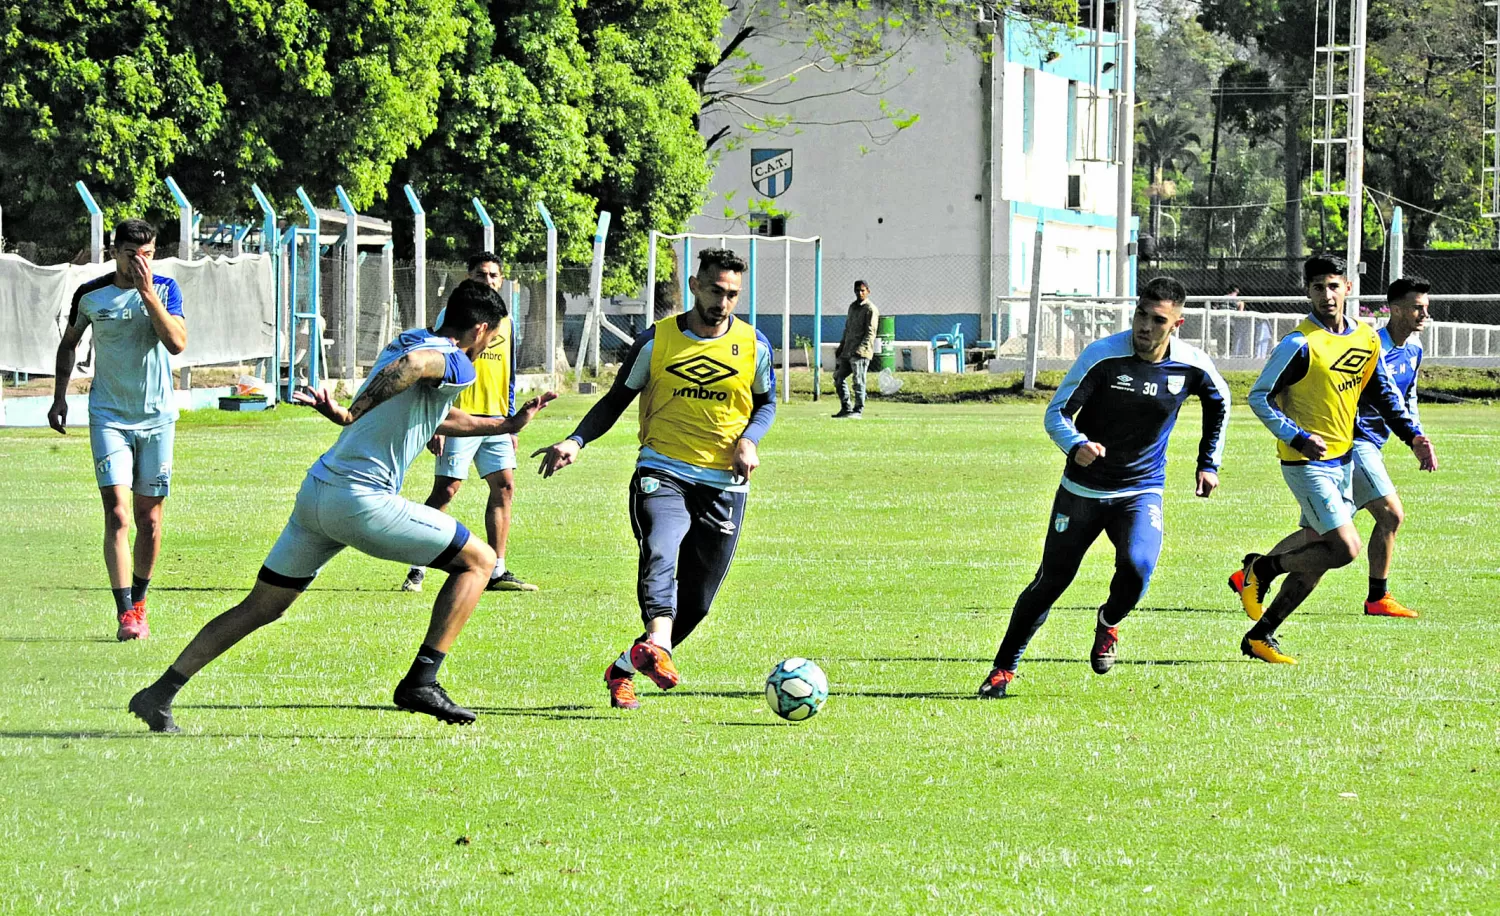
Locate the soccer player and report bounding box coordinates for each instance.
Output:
[128,282,553,732]
[402,253,536,594]
[531,248,776,710]
[47,219,187,641]
[1234,256,1436,665]
[978,278,1229,699]
[1228,275,1433,618]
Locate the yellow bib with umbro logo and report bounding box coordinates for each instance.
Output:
[1275,317,1380,462]
[639,315,757,471]
[454,315,513,417]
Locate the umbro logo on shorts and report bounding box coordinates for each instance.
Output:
[666,355,738,387]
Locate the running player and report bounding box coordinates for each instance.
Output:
[1235,256,1436,665]
[1228,275,1432,618]
[530,248,776,710]
[979,277,1229,699]
[47,219,187,641]
[402,253,536,593]
[128,282,553,732]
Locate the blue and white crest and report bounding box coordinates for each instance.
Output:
[751,149,793,198]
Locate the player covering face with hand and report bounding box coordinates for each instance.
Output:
[531,248,776,710]
[129,282,554,732]
[979,277,1230,699]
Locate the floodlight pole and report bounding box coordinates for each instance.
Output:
[164,176,193,261]
[1024,219,1046,391]
[335,186,360,379]
[404,184,427,329]
[75,181,104,264]
[537,202,558,375]
[1345,0,1369,297]
[1113,0,1135,298]
[472,198,494,254]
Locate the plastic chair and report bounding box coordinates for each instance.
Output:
[930,323,965,374]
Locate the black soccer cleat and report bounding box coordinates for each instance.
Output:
[128,686,181,733]
[393,681,477,725]
[1090,624,1119,674]
[977,667,1014,699]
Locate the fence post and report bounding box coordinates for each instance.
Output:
[1024,219,1046,391]
[382,240,395,344]
[164,177,193,261]
[75,182,104,264]
[1388,206,1404,281]
[585,211,612,373]
[335,186,360,379]
[782,238,791,403]
[472,198,494,254]
[294,187,322,392]
[404,185,426,329]
[251,185,280,402]
[747,236,758,328]
[812,238,823,402]
[536,202,558,376]
[645,229,659,319]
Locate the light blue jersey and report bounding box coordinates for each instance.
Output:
[309,330,476,493]
[68,274,184,430]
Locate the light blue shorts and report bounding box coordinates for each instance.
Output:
[434,429,516,480]
[1281,460,1356,535]
[90,423,175,497]
[259,475,470,589]
[1351,439,1396,508]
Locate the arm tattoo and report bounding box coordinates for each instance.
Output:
[346,351,441,422]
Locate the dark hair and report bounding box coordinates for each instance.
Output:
[466,251,502,274]
[112,219,157,248]
[1141,276,1187,305]
[438,279,505,332]
[697,247,747,275]
[1303,253,1347,285]
[854,280,870,291]
[1387,275,1431,303]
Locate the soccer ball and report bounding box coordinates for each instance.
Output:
[765,658,828,721]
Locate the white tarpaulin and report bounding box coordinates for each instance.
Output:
[0,253,275,374]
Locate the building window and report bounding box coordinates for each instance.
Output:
[1066,81,1078,163]
[751,213,787,237]
[1022,70,1035,155]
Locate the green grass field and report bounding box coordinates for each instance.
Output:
[2,396,1498,913]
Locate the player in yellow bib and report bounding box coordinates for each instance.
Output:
[1235,255,1437,664]
[532,248,777,709]
[401,253,538,593]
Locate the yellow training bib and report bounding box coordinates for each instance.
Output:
[639,315,757,471]
[455,315,513,417]
[1275,318,1380,462]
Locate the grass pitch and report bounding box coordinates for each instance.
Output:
[1,396,1497,913]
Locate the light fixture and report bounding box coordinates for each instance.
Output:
[1102,61,1115,73]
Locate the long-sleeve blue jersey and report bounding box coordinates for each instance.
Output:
[1354,327,1422,448]
[1046,332,1230,498]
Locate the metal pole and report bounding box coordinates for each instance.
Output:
[295,187,321,390]
[1113,0,1136,298]
[747,236,759,327]
[75,181,103,264]
[472,197,494,254]
[251,185,280,401]
[682,237,693,311]
[782,238,791,403]
[1024,219,1046,390]
[1346,0,1369,298]
[404,185,426,329]
[645,229,659,318]
[1389,206,1404,280]
[537,202,557,376]
[335,186,360,379]
[165,176,192,261]
[587,211,612,373]
[281,226,299,402]
[812,239,823,402]
[382,240,395,345]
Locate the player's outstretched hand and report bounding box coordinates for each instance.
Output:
[291,385,348,424]
[1297,433,1329,461]
[732,437,760,481]
[1195,470,1219,498]
[532,438,580,478]
[1072,441,1106,467]
[509,391,557,432]
[46,399,67,435]
[1411,435,1438,472]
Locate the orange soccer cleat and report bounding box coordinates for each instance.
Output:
[628,641,680,690]
[1364,594,1419,618]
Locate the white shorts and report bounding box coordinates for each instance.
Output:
[1351,439,1396,508]
[259,476,470,589]
[1281,460,1356,536]
[91,423,175,497]
[434,431,516,480]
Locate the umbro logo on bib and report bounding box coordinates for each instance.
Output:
[667,354,738,387]
[1330,348,1373,375]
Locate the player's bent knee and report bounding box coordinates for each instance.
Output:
[443,534,495,576]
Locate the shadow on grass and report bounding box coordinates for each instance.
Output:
[177,702,612,723]
[0,636,119,643]
[0,729,442,741]
[666,688,979,701]
[842,656,1226,667]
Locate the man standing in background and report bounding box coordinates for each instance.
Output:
[832,280,877,419]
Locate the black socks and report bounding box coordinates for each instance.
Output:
[402,645,447,687]
[1368,578,1388,603]
[132,575,150,604]
[150,667,190,701]
[1253,554,1285,581]
[111,587,133,617]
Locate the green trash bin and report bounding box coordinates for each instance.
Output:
[870,315,897,371]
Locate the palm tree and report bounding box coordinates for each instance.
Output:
[1138,114,1201,246]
